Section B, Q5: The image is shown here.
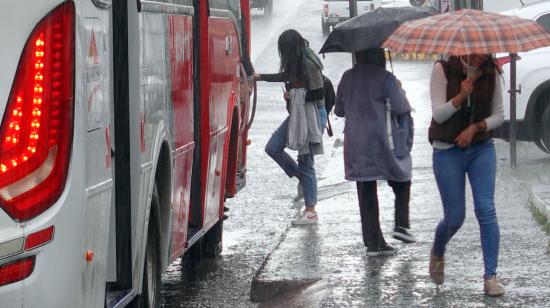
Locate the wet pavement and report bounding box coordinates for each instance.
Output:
[161,0,550,307]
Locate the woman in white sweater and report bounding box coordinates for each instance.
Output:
[428,54,505,297]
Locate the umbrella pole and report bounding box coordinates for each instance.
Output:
[509,52,518,170]
[467,55,471,108]
[388,50,394,73]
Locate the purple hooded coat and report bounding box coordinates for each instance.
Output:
[335,63,412,182]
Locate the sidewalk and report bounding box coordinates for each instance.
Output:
[251,89,550,307]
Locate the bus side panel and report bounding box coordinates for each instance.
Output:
[79,1,114,307]
[203,17,240,225]
[167,14,194,258]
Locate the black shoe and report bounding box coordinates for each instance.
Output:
[366,244,397,257]
[223,214,229,220]
[392,227,416,243]
[224,206,229,212]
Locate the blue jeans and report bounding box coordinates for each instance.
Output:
[431,140,500,279]
[265,107,327,208]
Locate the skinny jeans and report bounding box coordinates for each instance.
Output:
[431,140,500,279]
[265,107,327,207]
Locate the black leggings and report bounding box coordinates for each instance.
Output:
[356,180,411,248]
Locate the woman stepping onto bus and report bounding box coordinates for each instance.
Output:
[254,29,327,225]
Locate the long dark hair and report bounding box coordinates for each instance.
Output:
[354,48,386,69]
[277,29,308,79]
[446,55,500,80]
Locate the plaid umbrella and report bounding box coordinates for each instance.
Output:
[382,9,550,55]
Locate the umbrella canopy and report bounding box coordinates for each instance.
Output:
[382,9,550,55]
[318,6,437,54]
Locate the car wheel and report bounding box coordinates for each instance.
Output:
[538,104,550,154]
[409,0,426,7]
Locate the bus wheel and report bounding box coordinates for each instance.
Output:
[135,186,161,308]
[202,220,223,258]
[539,104,550,154]
[187,219,223,260]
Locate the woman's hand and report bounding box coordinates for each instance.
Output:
[253,73,261,81]
[460,79,474,98]
[452,79,474,108]
[284,92,290,101]
[454,124,479,148]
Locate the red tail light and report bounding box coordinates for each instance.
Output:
[496,55,521,68]
[0,2,74,221]
[323,4,329,17]
[0,256,35,286]
[496,56,512,68]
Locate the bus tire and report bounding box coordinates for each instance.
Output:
[134,185,161,308]
[202,220,223,258]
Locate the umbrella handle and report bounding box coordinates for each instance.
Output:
[386,98,394,151]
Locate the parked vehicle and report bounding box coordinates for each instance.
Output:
[321,0,381,35]
[493,1,550,153]
[409,0,524,12]
[250,0,273,16]
[0,0,254,307]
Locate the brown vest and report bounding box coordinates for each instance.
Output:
[429,58,494,144]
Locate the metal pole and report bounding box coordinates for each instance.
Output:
[509,52,518,169]
[349,0,358,65]
[349,0,358,18]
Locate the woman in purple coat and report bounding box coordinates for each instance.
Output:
[334,48,415,256]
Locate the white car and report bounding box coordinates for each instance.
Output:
[321,0,381,35]
[494,1,550,153]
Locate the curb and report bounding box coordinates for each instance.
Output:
[530,185,550,226]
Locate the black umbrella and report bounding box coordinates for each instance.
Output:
[319,6,438,54]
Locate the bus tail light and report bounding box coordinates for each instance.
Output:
[0,2,74,221]
[0,256,35,287]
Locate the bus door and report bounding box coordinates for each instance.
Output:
[203,0,242,226]
[166,2,195,259]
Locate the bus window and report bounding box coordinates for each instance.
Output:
[210,0,242,20]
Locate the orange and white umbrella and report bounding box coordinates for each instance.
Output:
[382,9,550,55]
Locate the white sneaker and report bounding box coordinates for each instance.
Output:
[291,210,318,225]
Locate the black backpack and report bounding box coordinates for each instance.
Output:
[323,75,335,137]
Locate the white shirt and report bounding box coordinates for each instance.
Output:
[429,62,504,149]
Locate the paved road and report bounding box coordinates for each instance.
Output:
[162,1,550,307]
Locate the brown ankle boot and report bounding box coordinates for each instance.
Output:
[429,254,445,285]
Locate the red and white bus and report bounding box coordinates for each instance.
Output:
[0,0,254,307]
